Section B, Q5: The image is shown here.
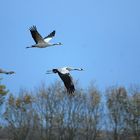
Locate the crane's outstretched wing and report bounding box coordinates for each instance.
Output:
[58,73,75,94]
[44,30,55,43]
[29,26,44,43]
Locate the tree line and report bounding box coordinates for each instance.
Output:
[0,80,140,140]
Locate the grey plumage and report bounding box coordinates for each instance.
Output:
[0,69,15,75]
[27,25,62,48]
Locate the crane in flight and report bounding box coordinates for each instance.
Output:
[27,26,62,48]
[46,67,83,94]
[0,69,15,75]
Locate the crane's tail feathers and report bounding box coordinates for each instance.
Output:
[26,46,32,48]
[46,70,53,74]
[26,45,36,48]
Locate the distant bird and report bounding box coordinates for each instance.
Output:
[46,67,83,94]
[0,69,15,75]
[26,25,62,48]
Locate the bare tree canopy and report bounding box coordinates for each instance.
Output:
[0,82,140,140]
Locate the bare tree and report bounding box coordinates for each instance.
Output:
[34,81,64,140]
[3,90,34,140]
[124,87,140,140]
[81,84,103,140]
[0,79,8,139]
[0,79,8,108]
[106,86,128,140]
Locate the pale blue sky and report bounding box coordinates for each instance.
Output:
[0,0,140,93]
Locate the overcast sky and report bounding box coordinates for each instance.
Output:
[0,0,140,94]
